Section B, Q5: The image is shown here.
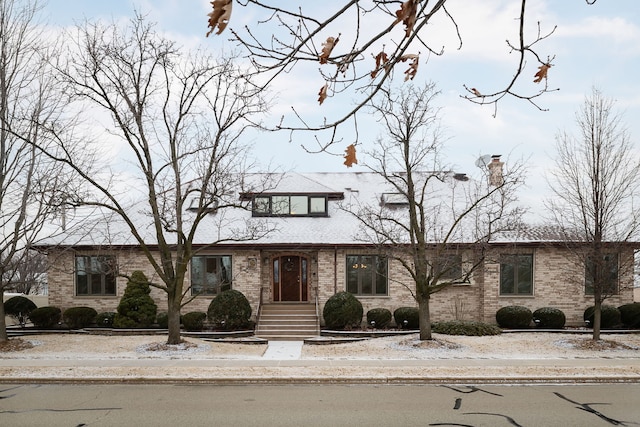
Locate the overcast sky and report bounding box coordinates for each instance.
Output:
[41,0,640,222]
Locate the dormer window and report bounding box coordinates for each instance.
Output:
[252,194,328,217]
[381,193,408,207]
[186,196,218,214]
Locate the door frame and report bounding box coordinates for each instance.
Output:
[271,254,309,302]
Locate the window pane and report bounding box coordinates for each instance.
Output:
[75,256,116,296]
[290,196,308,215]
[435,254,462,280]
[310,197,326,213]
[271,196,289,214]
[500,260,515,294]
[254,196,270,213]
[360,256,373,294]
[346,255,359,294]
[301,259,307,286]
[517,256,532,294]
[105,274,116,295]
[273,259,279,284]
[375,258,387,295]
[90,273,102,294]
[76,274,88,295]
[191,256,232,296]
[500,255,532,295]
[346,255,387,296]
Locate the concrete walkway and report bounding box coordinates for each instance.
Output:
[262,340,304,360]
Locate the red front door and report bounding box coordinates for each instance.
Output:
[273,256,308,302]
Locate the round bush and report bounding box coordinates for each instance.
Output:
[4,296,37,319]
[532,307,566,329]
[432,320,502,336]
[63,306,98,329]
[393,306,419,329]
[156,312,169,329]
[28,306,62,328]
[322,292,363,330]
[618,303,640,328]
[113,271,157,328]
[366,308,392,329]
[495,306,533,328]
[207,289,252,330]
[584,305,621,328]
[96,312,116,328]
[182,311,207,331]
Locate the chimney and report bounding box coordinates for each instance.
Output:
[487,155,504,186]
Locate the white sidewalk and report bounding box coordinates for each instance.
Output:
[262,341,304,360]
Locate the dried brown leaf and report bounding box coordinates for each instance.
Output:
[371,51,389,79]
[319,36,339,64]
[393,0,418,37]
[533,63,550,83]
[400,54,419,81]
[344,144,358,168]
[318,84,328,105]
[206,0,232,37]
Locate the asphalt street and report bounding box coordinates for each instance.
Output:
[2,383,639,426]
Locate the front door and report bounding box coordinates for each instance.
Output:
[273,255,308,302]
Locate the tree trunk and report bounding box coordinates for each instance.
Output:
[418,296,432,340]
[166,299,182,345]
[0,293,8,342]
[592,299,602,341]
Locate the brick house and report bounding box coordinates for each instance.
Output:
[40,172,636,337]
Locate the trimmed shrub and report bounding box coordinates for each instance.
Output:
[113,271,157,328]
[156,312,169,329]
[63,306,98,329]
[393,306,419,329]
[495,306,532,328]
[618,303,640,328]
[366,308,392,329]
[28,306,62,328]
[532,307,566,329]
[182,311,207,331]
[207,289,252,330]
[584,305,621,328]
[322,291,363,330]
[96,312,116,328]
[4,296,37,321]
[432,320,502,336]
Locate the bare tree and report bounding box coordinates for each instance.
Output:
[206,0,602,150]
[1,250,47,295]
[546,88,640,340]
[0,0,83,342]
[50,14,274,344]
[348,82,525,340]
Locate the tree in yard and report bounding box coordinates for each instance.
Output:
[113,271,157,329]
[207,0,605,151]
[348,82,525,340]
[546,88,640,341]
[0,0,82,342]
[49,14,274,344]
[1,250,47,295]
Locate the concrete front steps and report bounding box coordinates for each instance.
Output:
[256,303,319,340]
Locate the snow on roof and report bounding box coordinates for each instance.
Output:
[36,171,571,248]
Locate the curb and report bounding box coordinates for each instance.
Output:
[2,376,639,386]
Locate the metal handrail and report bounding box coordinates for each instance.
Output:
[314,286,320,335]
